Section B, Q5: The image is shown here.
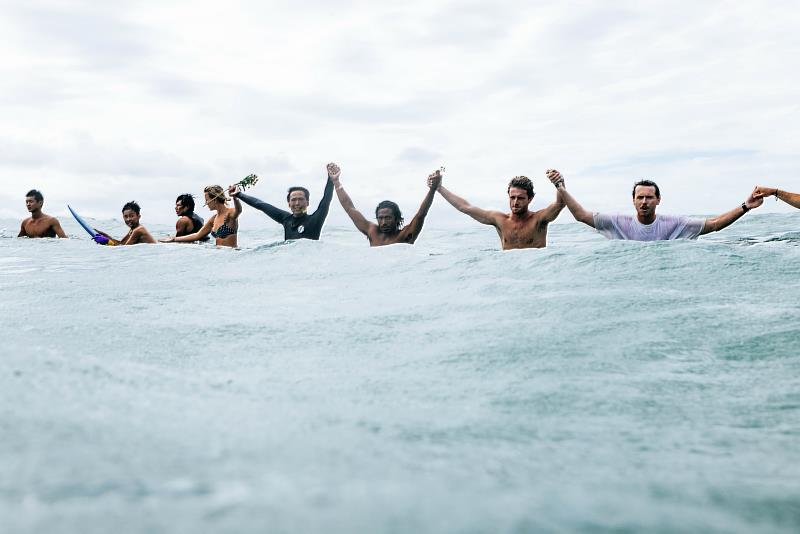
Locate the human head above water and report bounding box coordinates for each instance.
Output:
[26,189,44,202]
[286,186,310,216]
[203,185,228,207]
[632,179,661,199]
[507,176,534,200]
[122,201,141,215]
[176,193,195,213]
[375,200,403,233]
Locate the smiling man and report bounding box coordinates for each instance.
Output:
[432,170,565,250]
[231,163,335,240]
[333,167,441,247]
[18,189,67,238]
[93,201,156,245]
[553,177,763,240]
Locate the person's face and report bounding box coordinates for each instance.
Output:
[633,185,660,219]
[25,196,43,213]
[288,191,309,215]
[122,208,140,228]
[175,201,188,216]
[508,187,532,215]
[204,193,217,211]
[376,208,398,234]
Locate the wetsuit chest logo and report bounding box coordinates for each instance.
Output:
[298,225,305,233]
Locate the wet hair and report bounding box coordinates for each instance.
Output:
[507,176,534,199]
[286,187,310,202]
[26,189,43,202]
[632,179,661,199]
[204,185,228,205]
[176,193,195,212]
[375,200,404,229]
[122,201,141,215]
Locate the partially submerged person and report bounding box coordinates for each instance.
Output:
[332,167,441,246]
[18,189,67,238]
[161,185,242,247]
[94,201,157,245]
[231,163,335,240]
[552,176,763,240]
[432,171,565,250]
[172,193,208,241]
[754,186,800,209]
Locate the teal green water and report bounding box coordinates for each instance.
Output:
[1,215,798,533]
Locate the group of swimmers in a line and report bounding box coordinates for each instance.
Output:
[17,163,800,249]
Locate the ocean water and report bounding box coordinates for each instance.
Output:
[1,214,799,533]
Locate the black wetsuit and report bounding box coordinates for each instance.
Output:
[237,177,334,240]
[179,212,209,241]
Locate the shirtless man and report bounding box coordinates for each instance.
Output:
[755,186,800,209]
[552,175,763,240]
[94,201,156,245]
[432,170,565,249]
[332,167,441,246]
[18,189,67,238]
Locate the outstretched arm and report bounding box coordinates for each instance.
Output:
[331,174,373,235]
[169,217,214,243]
[434,182,501,226]
[548,173,595,228]
[700,187,763,235]
[755,186,800,209]
[402,169,442,243]
[536,169,567,224]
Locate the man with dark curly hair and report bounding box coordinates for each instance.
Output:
[432,170,565,249]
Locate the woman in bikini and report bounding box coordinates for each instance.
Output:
[161,185,242,247]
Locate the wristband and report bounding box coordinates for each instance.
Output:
[741,202,750,213]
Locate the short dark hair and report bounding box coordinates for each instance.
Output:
[507,176,534,199]
[176,193,195,212]
[287,187,310,202]
[122,201,141,215]
[26,189,43,202]
[375,200,403,229]
[632,180,661,199]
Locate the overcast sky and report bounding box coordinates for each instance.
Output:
[2,0,798,226]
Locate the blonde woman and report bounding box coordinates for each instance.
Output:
[161,185,242,247]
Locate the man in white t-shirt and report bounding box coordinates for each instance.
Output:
[550,176,763,240]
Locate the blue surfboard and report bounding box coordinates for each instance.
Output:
[68,205,117,245]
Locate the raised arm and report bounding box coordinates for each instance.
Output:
[549,173,595,228]
[401,169,441,242]
[233,189,288,223]
[755,186,800,209]
[312,163,336,219]
[434,181,501,226]
[700,187,763,235]
[535,169,567,224]
[331,173,373,235]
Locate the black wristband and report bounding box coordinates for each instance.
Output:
[741,202,750,213]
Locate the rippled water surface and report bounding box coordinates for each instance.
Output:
[1,214,799,533]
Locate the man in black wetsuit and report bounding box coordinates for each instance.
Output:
[174,193,209,241]
[229,163,336,240]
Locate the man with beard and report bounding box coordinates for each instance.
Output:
[332,167,442,246]
[18,189,67,238]
[230,163,336,240]
[93,201,156,245]
[432,170,566,250]
[552,176,763,240]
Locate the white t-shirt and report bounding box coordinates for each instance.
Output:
[593,213,705,241]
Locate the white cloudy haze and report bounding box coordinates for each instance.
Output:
[1,0,798,227]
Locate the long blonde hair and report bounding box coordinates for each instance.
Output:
[204,185,227,206]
